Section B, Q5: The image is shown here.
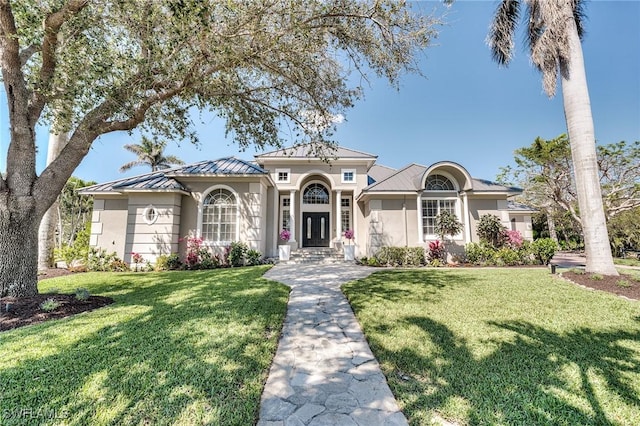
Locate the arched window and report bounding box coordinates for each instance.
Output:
[303,183,329,204]
[425,174,455,191]
[422,174,461,239]
[202,188,237,242]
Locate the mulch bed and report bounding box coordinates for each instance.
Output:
[0,269,113,332]
[0,294,114,332]
[561,271,640,300]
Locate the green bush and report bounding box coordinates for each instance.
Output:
[165,253,182,270]
[373,247,425,267]
[75,288,91,301]
[40,298,60,312]
[55,223,91,267]
[86,248,129,272]
[154,255,170,271]
[495,247,521,266]
[228,242,248,267]
[531,238,558,265]
[246,249,263,266]
[476,214,507,248]
[465,242,496,265]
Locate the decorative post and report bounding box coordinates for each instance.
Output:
[335,189,342,245]
[289,190,297,245]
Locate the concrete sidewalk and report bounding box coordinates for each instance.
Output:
[257,263,408,426]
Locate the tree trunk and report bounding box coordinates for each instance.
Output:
[0,195,40,297]
[546,211,558,242]
[562,18,618,275]
[37,201,59,269]
[37,130,68,270]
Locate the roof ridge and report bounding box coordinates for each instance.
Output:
[364,163,426,191]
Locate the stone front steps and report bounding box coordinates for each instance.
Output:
[282,247,348,264]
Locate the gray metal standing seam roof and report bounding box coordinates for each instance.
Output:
[256,143,377,159]
[363,163,522,194]
[167,157,267,176]
[79,157,267,193]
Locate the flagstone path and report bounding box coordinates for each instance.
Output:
[257,263,408,426]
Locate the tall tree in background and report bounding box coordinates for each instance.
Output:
[119,136,185,173]
[488,0,618,275]
[37,130,68,269]
[0,0,440,297]
[500,135,640,251]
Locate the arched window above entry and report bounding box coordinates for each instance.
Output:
[303,183,329,204]
[202,188,238,243]
[425,174,455,191]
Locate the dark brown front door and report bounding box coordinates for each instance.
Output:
[303,212,330,247]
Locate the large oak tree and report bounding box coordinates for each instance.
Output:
[1,0,439,296]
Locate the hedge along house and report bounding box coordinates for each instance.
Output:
[80,144,534,265]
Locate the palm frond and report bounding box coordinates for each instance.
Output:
[119,160,146,172]
[488,0,521,66]
[573,0,586,40]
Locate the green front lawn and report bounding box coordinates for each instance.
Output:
[343,269,640,425]
[0,267,289,426]
[615,257,640,267]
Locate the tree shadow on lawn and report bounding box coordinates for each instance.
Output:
[344,269,475,306]
[380,316,640,425]
[0,267,289,425]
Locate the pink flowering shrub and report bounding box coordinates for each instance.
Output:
[428,240,445,262]
[180,235,209,269]
[279,229,291,242]
[344,229,354,244]
[505,230,524,249]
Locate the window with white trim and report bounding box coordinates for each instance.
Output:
[276,168,290,183]
[280,197,291,231]
[303,183,329,204]
[142,204,158,225]
[202,188,237,242]
[341,169,356,184]
[425,174,455,191]
[341,197,351,233]
[422,199,458,238]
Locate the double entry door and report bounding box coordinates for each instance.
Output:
[302,212,330,247]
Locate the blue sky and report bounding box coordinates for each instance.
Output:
[1,0,639,184]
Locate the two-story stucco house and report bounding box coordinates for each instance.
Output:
[80,144,534,264]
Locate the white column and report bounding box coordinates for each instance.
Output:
[272,189,279,257]
[416,194,423,243]
[462,192,471,243]
[289,190,297,243]
[335,190,342,243]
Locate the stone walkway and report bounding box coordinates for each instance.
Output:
[257,263,408,426]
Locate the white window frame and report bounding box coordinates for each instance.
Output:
[198,185,240,245]
[142,204,159,225]
[421,196,463,241]
[340,196,352,233]
[275,168,291,184]
[280,196,291,233]
[341,169,356,184]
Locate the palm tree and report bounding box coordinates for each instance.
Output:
[119,136,185,172]
[488,0,618,275]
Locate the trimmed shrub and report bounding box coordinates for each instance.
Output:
[477,214,507,248]
[373,246,425,267]
[427,240,445,263]
[465,242,496,266]
[495,247,521,266]
[246,249,262,266]
[228,242,248,267]
[87,248,128,272]
[165,253,182,270]
[531,238,558,265]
